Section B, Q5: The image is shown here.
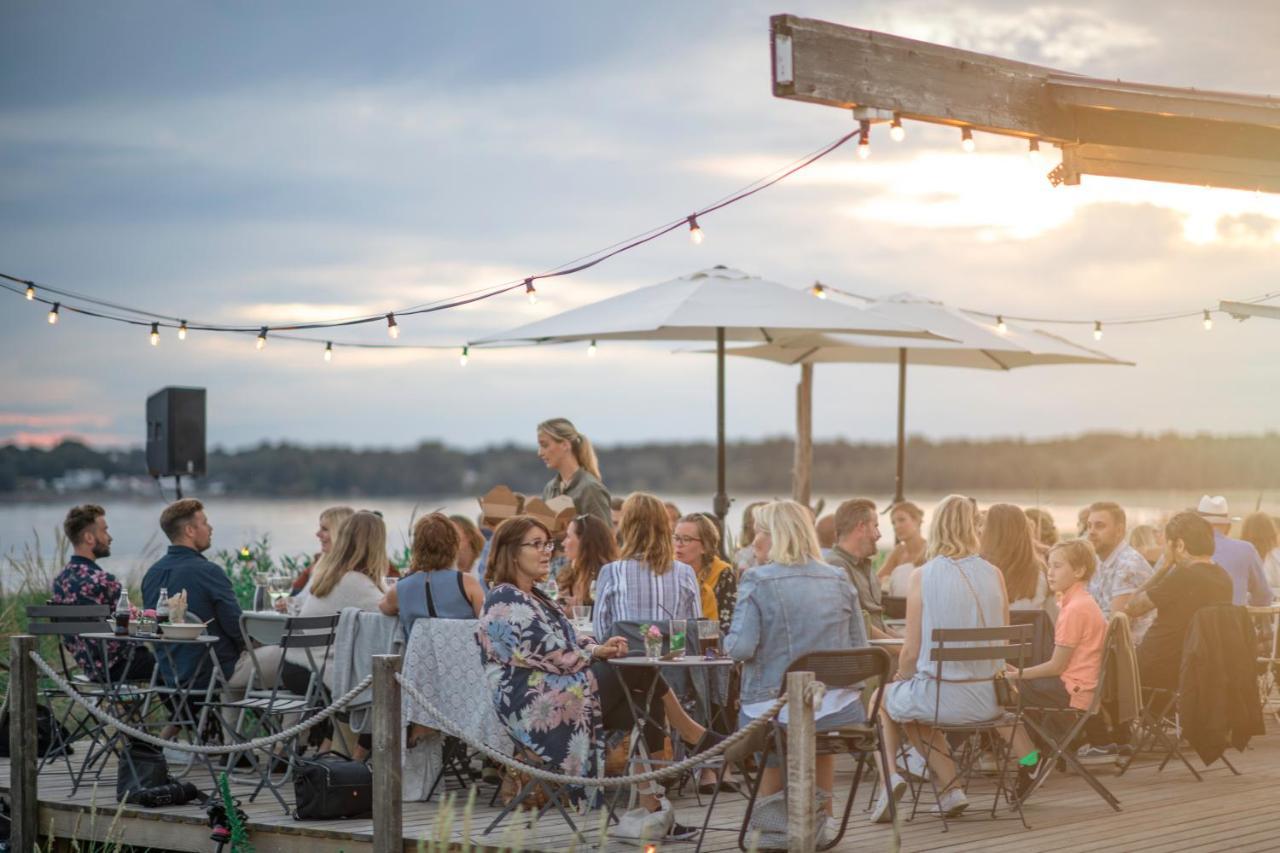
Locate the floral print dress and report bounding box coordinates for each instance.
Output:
[51,556,124,680]
[477,583,603,781]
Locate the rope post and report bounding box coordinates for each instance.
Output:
[10,636,38,853]
[786,671,816,853]
[372,654,403,853]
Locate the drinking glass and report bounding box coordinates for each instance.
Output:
[572,605,592,624]
[697,619,721,658]
[269,574,291,605]
[669,619,687,659]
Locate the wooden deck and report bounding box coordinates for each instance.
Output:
[5,722,1280,852]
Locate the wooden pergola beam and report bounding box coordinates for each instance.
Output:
[1220,301,1280,321]
[771,14,1280,193]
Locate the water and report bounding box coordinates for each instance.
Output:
[2,489,1274,588]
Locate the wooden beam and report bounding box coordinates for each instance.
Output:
[1220,301,1280,321]
[785,671,816,853]
[1056,144,1280,193]
[372,655,404,853]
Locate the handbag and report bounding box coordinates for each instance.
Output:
[293,752,373,820]
[950,559,1016,707]
[116,741,171,802]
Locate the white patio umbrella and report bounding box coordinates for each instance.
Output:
[469,266,945,528]
[703,292,1135,504]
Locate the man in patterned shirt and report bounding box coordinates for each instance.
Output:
[1085,501,1154,643]
[50,504,155,682]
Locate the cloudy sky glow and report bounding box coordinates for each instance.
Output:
[2,1,1278,451]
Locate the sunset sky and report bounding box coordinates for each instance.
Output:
[2,1,1278,451]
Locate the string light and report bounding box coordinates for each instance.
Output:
[256,327,268,350]
[524,279,537,305]
[687,214,703,245]
[47,302,60,324]
[1203,310,1213,331]
[1093,321,1103,341]
[588,339,598,357]
[25,284,34,300]
[811,283,828,300]
[324,341,333,362]
[386,312,400,339]
[178,320,188,340]
[149,322,160,346]
[856,119,871,160]
[459,345,469,367]
[1028,138,1041,163]
[996,315,1007,334]
[889,114,905,142]
[961,127,975,153]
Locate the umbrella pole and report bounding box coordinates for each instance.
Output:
[793,363,813,507]
[894,348,907,504]
[714,326,730,535]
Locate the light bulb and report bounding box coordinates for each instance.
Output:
[889,115,905,142]
[996,316,1007,334]
[1028,138,1041,163]
[257,327,268,350]
[47,302,60,324]
[178,320,188,341]
[25,284,34,300]
[324,341,333,362]
[149,322,160,346]
[856,119,870,159]
[961,127,975,153]
[386,312,400,339]
[811,283,827,300]
[687,214,703,245]
[459,346,469,367]
[588,339,597,357]
[1093,321,1103,341]
[525,279,537,305]
[1203,310,1213,331]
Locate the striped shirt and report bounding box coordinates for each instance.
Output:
[593,558,703,638]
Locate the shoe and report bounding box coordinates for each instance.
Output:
[930,788,969,818]
[869,774,906,824]
[903,746,929,782]
[817,813,839,847]
[613,797,674,844]
[1014,755,1043,801]
[1076,744,1119,766]
[666,820,701,841]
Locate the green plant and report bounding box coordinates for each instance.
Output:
[210,536,311,610]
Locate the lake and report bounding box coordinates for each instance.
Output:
[2,489,1275,588]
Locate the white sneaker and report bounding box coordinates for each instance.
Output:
[613,796,674,845]
[817,813,839,847]
[870,774,907,824]
[931,788,970,818]
[903,746,929,781]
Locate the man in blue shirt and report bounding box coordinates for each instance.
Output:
[1195,495,1272,607]
[142,499,282,695]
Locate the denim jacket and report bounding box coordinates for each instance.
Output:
[724,558,868,705]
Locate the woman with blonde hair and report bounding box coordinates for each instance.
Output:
[289,505,355,597]
[725,500,868,846]
[1128,523,1163,567]
[537,417,612,528]
[874,494,1011,822]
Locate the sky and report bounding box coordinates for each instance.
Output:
[2,1,1278,452]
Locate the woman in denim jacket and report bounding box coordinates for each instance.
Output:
[725,500,868,842]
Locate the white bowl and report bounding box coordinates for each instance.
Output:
[159,623,205,640]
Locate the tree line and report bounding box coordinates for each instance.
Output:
[2,432,1278,497]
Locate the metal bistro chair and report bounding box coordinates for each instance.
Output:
[699,647,896,853]
[1247,605,1280,725]
[910,624,1033,831]
[223,613,341,811]
[24,603,142,793]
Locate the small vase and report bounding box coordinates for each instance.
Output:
[644,638,662,660]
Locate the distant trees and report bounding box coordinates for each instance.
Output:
[2,432,1278,498]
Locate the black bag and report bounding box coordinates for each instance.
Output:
[0,703,73,758]
[116,741,170,802]
[293,752,372,820]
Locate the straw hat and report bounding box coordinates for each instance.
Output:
[1193,495,1239,526]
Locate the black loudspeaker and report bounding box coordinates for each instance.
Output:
[146,387,206,478]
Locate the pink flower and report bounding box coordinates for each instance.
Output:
[143,609,157,619]
[645,624,662,640]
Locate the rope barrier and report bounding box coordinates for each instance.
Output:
[395,672,786,788]
[29,650,373,756]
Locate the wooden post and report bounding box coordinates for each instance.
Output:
[792,363,813,507]
[10,635,38,853]
[893,348,908,504]
[786,670,816,853]
[371,655,403,853]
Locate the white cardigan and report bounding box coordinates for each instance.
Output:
[288,570,385,669]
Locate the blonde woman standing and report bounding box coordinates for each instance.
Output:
[537,417,612,528]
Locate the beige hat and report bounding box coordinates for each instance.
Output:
[1193,495,1239,526]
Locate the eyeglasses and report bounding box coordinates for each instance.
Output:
[672,535,701,546]
[519,539,555,553]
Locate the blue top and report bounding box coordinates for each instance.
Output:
[142,545,244,683]
[1213,532,1272,607]
[397,570,475,636]
[724,558,867,705]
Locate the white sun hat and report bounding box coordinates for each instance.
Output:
[1193,495,1239,526]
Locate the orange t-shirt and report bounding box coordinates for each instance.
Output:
[1055,583,1107,710]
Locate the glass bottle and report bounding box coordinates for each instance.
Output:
[113,588,131,637]
[156,587,170,626]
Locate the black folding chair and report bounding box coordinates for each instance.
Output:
[1013,615,1124,811]
[909,624,1034,831]
[697,647,896,853]
[481,745,584,839]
